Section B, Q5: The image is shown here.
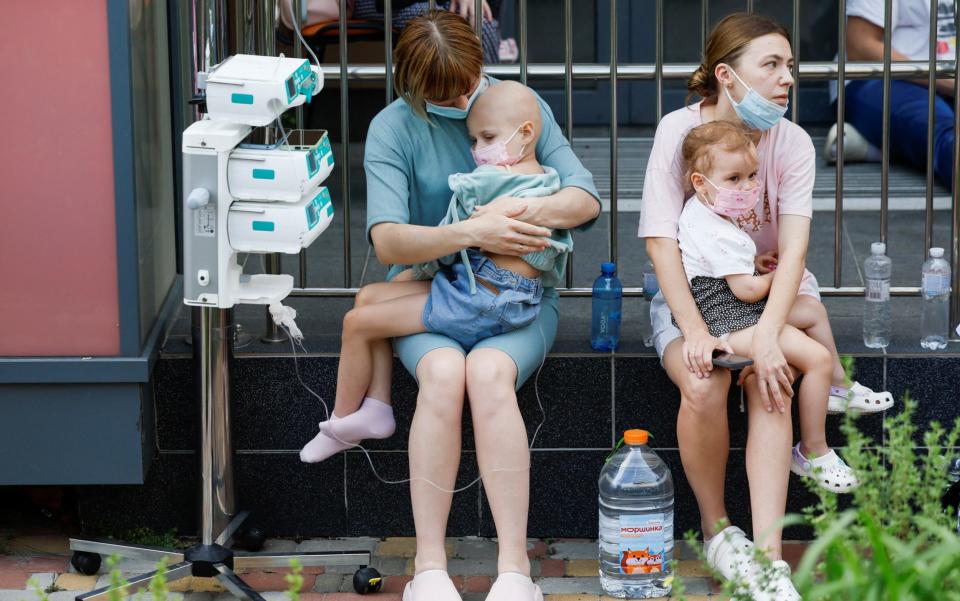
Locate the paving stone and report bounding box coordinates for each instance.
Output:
[0,572,28,590]
[324,594,402,600]
[297,538,379,554]
[24,574,55,590]
[379,574,411,593]
[239,571,316,592]
[538,577,603,594]
[180,593,215,601]
[548,542,597,560]
[453,538,498,559]
[527,540,550,559]
[375,538,455,559]
[676,560,712,578]
[544,595,600,601]
[260,539,298,553]
[565,560,599,577]
[7,536,71,556]
[538,559,565,578]
[445,558,498,577]
[311,573,345,592]
[168,576,226,593]
[369,556,407,576]
[0,592,35,601]
[53,573,98,591]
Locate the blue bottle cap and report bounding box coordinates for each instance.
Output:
[601,262,616,275]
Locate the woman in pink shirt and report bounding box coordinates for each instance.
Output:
[639,12,889,599]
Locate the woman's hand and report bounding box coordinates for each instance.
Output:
[754,250,779,274]
[463,207,551,256]
[470,195,529,221]
[749,324,794,414]
[682,328,734,379]
[448,0,493,27]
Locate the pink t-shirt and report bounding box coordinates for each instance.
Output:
[638,102,820,298]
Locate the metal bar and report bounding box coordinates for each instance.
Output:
[835,0,846,288]
[288,286,925,298]
[68,540,185,564]
[313,60,958,81]
[655,0,663,123]
[880,0,892,244]
[924,0,937,255]
[746,0,753,13]
[609,0,618,264]
[234,552,372,569]
[519,0,528,85]
[429,0,436,10]
[701,0,708,53]
[952,6,960,334]
[215,565,267,601]
[339,0,352,287]
[791,0,799,123]
[385,0,393,104]
[475,0,483,46]
[195,307,236,546]
[77,563,193,601]
[215,509,251,546]
[262,254,286,342]
[564,0,574,289]
[293,0,304,130]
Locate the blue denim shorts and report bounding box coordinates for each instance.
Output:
[422,250,544,350]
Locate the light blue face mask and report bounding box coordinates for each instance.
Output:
[425,76,489,119]
[723,66,788,131]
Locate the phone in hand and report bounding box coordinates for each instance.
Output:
[712,350,753,370]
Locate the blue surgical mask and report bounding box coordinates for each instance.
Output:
[723,66,788,131]
[425,76,488,119]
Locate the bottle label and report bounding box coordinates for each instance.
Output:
[866,278,889,302]
[618,514,665,575]
[922,273,951,297]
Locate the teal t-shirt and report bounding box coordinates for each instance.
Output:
[363,77,601,284]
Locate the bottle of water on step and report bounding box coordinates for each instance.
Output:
[863,242,891,348]
[921,247,951,350]
[592,262,623,351]
[598,429,674,598]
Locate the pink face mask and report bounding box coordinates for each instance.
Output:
[701,175,761,218]
[471,126,528,167]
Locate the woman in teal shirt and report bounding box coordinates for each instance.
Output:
[362,11,599,601]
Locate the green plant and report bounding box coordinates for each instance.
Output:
[285,558,304,601]
[793,360,960,600]
[26,578,50,601]
[115,528,180,549]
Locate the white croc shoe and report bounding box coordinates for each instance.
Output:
[827,381,894,415]
[791,443,859,494]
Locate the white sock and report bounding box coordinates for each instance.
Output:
[322,397,396,441]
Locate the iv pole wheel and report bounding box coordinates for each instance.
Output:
[71,551,102,575]
[238,526,267,552]
[352,567,383,594]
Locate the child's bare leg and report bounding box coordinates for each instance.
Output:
[787,295,846,386]
[334,281,431,413]
[300,280,430,463]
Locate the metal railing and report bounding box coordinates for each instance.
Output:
[263,0,960,332]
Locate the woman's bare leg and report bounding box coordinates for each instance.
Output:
[465,348,531,576]
[335,281,431,416]
[410,348,467,573]
[662,338,732,538]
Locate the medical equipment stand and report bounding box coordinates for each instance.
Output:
[68,307,378,601]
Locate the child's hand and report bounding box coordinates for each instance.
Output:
[471,195,529,221]
[754,250,779,274]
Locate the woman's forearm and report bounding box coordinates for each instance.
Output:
[370,221,472,265]
[757,215,810,332]
[646,237,709,336]
[522,186,601,229]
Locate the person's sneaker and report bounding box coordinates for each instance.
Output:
[769,559,802,600]
[823,122,881,163]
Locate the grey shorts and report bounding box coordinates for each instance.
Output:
[395,288,559,391]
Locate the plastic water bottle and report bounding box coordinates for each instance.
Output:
[599,429,674,598]
[863,242,891,348]
[921,247,951,350]
[642,260,659,301]
[592,262,623,351]
[945,456,960,535]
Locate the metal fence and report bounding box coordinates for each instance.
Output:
[226,0,960,332]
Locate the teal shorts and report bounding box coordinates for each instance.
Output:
[394,288,559,390]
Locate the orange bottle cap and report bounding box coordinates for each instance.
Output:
[624,429,649,445]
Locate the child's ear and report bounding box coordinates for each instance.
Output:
[690,172,709,199]
[519,120,536,142]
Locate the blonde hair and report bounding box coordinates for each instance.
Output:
[393,10,483,121]
[687,12,791,104]
[681,121,757,182]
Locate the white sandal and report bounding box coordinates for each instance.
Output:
[791,443,859,493]
[828,381,894,414]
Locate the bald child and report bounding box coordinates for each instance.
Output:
[300,80,572,463]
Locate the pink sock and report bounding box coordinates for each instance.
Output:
[322,397,396,442]
[299,415,356,463]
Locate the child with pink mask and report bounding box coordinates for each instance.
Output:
[677,121,858,494]
[300,80,572,463]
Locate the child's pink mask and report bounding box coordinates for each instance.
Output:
[472,126,528,167]
[701,175,761,218]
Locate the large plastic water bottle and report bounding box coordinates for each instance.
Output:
[921,247,951,350]
[598,429,674,598]
[642,260,659,301]
[592,262,623,351]
[863,242,891,348]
